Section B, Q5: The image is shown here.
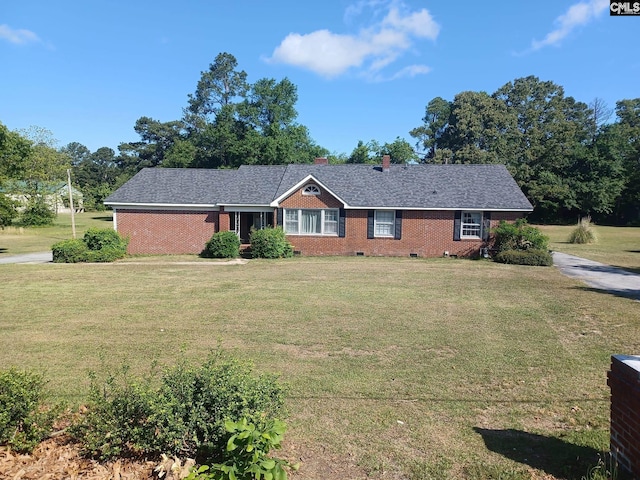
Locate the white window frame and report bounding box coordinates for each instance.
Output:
[302,184,320,196]
[461,211,483,239]
[283,208,339,236]
[374,210,395,238]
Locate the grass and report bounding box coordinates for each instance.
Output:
[1,251,639,479]
[538,224,640,273]
[0,212,112,255]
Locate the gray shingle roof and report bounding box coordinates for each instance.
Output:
[105,164,533,211]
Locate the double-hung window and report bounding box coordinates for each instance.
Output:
[461,211,482,238]
[284,209,339,235]
[374,210,395,237]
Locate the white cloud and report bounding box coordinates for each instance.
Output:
[0,24,41,45]
[266,0,439,80]
[531,0,608,50]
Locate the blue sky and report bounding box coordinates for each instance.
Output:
[1,0,638,156]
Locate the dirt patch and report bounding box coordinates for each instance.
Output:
[0,434,367,480]
[0,436,157,479]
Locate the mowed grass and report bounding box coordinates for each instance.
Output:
[0,212,112,255]
[1,255,638,479]
[538,224,640,273]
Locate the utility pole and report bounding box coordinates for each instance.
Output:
[67,168,76,239]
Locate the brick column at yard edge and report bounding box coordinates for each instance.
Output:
[608,354,640,478]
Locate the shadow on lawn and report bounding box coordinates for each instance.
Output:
[574,285,640,302]
[474,428,602,479]
[93,216,113,222]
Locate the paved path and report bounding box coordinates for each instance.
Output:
[552,252,640,301]
[0,251,52,264]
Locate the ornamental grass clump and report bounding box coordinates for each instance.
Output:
[568,216,597,244]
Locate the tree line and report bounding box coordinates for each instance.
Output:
[409,78,639,224]
[1,52,638,225]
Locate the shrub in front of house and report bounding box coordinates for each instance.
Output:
[51,228,128,263]
[51,238,89,263]
[202,231,241,258]
[492,219,549,253]
[69,353,285,463]
[493,249,553,266]
[250,227,293,259]
[0,368,57,453]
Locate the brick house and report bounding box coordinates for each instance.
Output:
[104,156,533,257]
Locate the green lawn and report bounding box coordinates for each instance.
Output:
[538,224,640,273]
[0,212,113,255]
[1,253,638,479]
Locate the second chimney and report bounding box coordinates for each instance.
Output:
[382,155,391,172]
[314,157,328,165]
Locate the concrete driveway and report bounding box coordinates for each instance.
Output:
[0,251,53,264]
[552,252,640,301]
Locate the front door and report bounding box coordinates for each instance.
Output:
[237,212,273,243]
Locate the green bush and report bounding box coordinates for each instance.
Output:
[494,249,553,266]
[85,246,127,263]
[83,227,128,253]
[0,194,18,228]
[19,197,55,226]
[492,219,549,253]
[202,231,241,258]
[69,353,285,462]
[51,238,89,263]
[249,228,293,259]
[187,416,298,480]
[0,368,57,453]
[568,217,597,244]
[51,228,128,263]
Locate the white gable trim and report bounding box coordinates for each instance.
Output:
[270,174,350,207]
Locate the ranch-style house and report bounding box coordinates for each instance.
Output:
[104,156,533,257]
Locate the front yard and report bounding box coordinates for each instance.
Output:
[1,251,638,478]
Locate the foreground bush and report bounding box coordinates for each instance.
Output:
[250,228,293,259]
[202,231,241,258]
[568,217,597,244]
[494,249,553,266]
[52,228,128,263]
[187,416,298,480]
[0,368,57,453]
[69,353,285,462]
[492,219,549,253]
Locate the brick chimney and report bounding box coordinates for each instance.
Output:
[314,157,328,165]
[382,155,391,172]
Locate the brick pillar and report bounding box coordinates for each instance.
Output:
[219,207,230,232]
[608,354,640,477]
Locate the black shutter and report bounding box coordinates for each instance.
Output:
[453,211,461,241]
[339,208,346,238]
[482,212,491,241]
[394,210,402,240]
[367,210,375,239]
[277,208,283,227]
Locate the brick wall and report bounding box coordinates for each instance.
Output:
[608,354,640,478]
[283,209,518,257]
[116,209,218,255]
